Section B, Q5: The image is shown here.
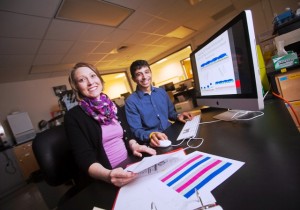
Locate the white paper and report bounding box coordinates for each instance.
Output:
[114,150,244,210]
[114,164,215,210]
[93,207,106,210]
[125,149,185,174]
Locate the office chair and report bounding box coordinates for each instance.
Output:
[32,124,83,207]
[121,92,130,100]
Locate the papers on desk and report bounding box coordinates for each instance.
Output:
[125,149,185,177]
[113,150,244,210]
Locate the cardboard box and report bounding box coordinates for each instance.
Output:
[175,100,194,113]
[285,100,300,129]
[275,69,300,101]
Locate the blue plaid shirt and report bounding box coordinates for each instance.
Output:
[125,86,178,142]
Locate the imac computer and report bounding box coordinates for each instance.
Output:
[190,10,264,121]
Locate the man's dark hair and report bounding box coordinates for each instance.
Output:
[130,60,150,78]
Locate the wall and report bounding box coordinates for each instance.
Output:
[103,75,131,99]
[0,76,70,145]
[150,46,192,87]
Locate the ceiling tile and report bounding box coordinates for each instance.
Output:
[152,37,182,47]
[85,53,107,62]
[138,0,177,15]
[61,53,87,64]
[33,54,64,65]
[0,0,61,18]
[0,55,35,66]
[107,0,143,10]
[103,28,133,43]
[38,40,74,54]
[93,42,117,54]
[0,12,51,38]
[124,32,149,45]
[142,34,164,45]
[139,17,170,34]
[154,22,179,36]
[0,38,41,54]
[45,19,88,40]
[118,10,151,31]
[156,0,194,24]
[79,24,115,41]
[68,41,100,53]
[30,64,74,74]
[26,72,53,80]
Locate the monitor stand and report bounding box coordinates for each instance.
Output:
[213,110,260,121]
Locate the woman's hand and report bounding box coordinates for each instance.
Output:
[108,167,137,187]
[88,163,136,187]
[129,140,156,157]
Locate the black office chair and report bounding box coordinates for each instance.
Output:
[32,124,83,207]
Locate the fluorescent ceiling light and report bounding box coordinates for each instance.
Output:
[157,58,167,64]
[186,0,203,6]
[115,73,125,78]
[166,26,195,39]
[109,48,119,54]
[56,0,134,27]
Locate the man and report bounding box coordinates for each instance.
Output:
[125,60,192,147]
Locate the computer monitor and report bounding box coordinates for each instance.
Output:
[164,82,176,91]
[190,10,264,121]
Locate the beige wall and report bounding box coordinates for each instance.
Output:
[1,0,298,144]
[0,76,70,144]
[150,46,192,87]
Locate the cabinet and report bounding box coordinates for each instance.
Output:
[0,148,25,198]
[13,141,39,179]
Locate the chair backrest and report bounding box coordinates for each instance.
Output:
[32,124,77,186]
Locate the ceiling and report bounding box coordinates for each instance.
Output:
[0,0,260,84]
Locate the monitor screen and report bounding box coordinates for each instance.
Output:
[164,82,175,91]
[190,10,264,120]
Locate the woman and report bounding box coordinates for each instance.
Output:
[64,62,156,187]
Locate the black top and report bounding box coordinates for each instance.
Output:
[64,105,135,174]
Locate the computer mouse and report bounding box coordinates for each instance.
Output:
[157,139,172,147]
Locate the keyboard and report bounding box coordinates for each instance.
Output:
[176,115,201,140]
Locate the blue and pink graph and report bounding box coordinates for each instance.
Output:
[160,152,243,199]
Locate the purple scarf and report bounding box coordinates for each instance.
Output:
[79,93,118,125]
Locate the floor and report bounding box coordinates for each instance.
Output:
[0,182,49,210]
[0,175,71,210]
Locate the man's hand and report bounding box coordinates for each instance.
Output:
[149,132,168,147]
[177,112,193,123]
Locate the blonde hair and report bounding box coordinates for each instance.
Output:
[68,62,104,101]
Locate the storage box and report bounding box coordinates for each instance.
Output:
[275,69,300,101]
[285,100,300,129]
[272,51,299,70]
[175,100,194,113]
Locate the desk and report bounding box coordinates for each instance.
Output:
[58,99,300,210]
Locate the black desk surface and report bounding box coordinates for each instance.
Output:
[58,99,300,210]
